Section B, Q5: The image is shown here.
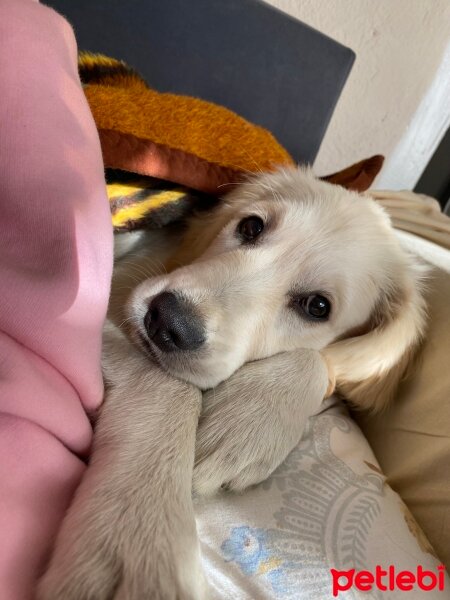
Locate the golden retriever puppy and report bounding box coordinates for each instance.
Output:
[39,167,426,600]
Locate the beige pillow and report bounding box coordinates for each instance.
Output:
[356,267,450,567]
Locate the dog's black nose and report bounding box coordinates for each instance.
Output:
[144,291,205,352]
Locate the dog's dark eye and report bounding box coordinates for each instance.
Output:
[298,294,331,320]
[237,216,264,242]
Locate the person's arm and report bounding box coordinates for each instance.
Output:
[0,1,113,597]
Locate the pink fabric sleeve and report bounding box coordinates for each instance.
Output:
[0,1,113,597]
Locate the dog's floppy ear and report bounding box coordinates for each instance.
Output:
[321,155,384,192]
[323,262,427,412]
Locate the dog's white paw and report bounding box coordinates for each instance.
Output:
[37,440,205,600]
[37,512,205,600]
[193,350,328,496]
[194,444,276,496]
[37,530,120,600]
[193,394,285,495]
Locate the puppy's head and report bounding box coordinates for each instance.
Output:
[126,167,426,399]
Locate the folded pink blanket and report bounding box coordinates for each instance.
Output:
[0,1,113,597]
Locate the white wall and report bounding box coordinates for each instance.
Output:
[265,0,450,189]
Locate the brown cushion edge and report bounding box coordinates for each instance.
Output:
[99,129,246,195]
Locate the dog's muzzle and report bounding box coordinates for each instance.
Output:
[144,291,206,353]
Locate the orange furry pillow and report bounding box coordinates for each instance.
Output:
[80,53,294,195]
[80,53,384,230]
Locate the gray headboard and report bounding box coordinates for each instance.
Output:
[46,0,355,165]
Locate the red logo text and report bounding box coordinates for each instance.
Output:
[331,565,446,596]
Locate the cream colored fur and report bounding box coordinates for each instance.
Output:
[39,167,426,599]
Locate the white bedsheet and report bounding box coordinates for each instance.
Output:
[195,399,448,599]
